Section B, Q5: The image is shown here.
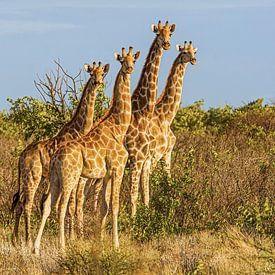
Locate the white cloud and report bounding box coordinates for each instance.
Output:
[0,20,77,35]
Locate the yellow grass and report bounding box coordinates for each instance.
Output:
[0,227,274,274]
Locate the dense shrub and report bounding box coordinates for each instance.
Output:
[118,99,275,241]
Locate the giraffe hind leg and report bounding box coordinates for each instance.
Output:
[33,175,60,255]
[23,171,42,249]
[58,185,76,250]
[12,201,23,246]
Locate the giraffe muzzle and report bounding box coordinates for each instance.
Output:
[162,42,171,50]
[191,58,197,65]
[127,67,134,73]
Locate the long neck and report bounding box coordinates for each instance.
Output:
[58,78,98,137]
[111,69,131,132]
[131,36,163,115]
[89,69,131,135]
[155,55,187,123]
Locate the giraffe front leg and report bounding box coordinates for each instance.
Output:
[140,158,151,207]
[89,178,103,214]
[130,159,143,217]
[111,167,124,249]
[67,185,77,240]
[161,151,172,177]
[161,133,176,177]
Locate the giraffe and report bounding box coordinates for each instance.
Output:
[141,41,198,202]
[125,20,176,216]
[33,47,140,254]
[11,62,109,247]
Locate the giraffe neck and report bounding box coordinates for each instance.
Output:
[110,69,131,132]
[89,69,131,135]
[155,55,187,123]
[131,36,163,115]
[58,78,98,137]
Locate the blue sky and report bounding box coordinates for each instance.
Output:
[0,0,275,110]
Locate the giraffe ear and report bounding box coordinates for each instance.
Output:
[84,63,92,73]
[193,48,198,54]
[151,24,158,33]
[170,24,176,33]
[134,51,140,60]
[104,64,110,74]
[114,52,122,61]
[176,44,181,51]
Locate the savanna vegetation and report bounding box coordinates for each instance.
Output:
[0,62,274,274]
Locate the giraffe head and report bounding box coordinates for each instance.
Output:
[84,62,110,84]
[114,47,140,74]
[151,20,176,50]
[176,41,198,65]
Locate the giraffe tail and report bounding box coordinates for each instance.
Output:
[40,193,48,214]
[11,160,21,212]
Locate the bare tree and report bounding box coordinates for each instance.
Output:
[34,60,84,116]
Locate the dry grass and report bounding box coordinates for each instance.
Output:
[0,227,274,274]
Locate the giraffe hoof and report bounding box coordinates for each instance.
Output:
[33,248,40,256]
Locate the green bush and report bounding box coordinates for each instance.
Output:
[236,198,274,237]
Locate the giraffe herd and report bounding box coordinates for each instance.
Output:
[11,20,198,254]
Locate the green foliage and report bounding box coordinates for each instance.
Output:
[236,198,274,237]
[173,98,275,136]
[93,83,111,122]
[173,100,206,133]
[204,105,233,133]
[7,96,70,141]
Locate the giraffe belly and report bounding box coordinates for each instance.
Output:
[81,160,107,179]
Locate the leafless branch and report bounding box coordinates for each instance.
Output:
[34,60,83,116]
